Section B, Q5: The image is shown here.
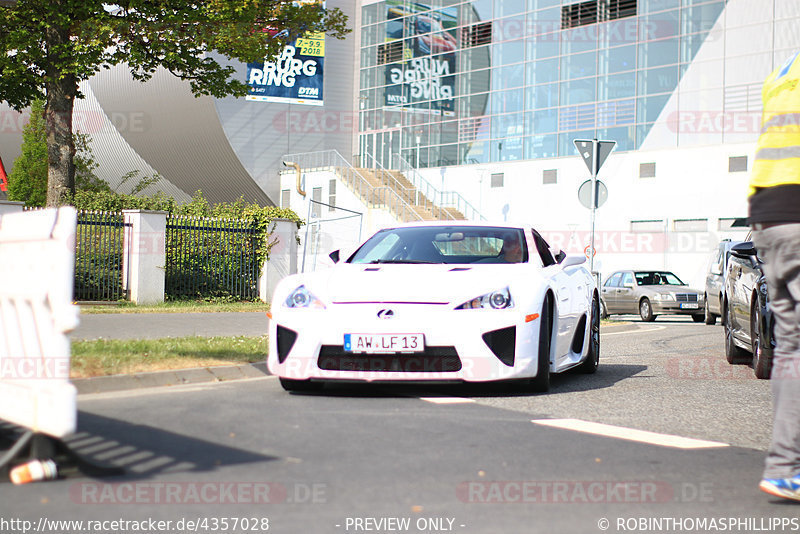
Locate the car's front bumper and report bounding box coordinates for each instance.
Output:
[267,303,544,383]
[650,301,704,315]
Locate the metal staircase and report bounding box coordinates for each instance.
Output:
[281,150,484,223]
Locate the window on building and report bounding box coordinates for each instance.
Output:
[543,169,558,184]
[639,162,656,178]
[377,40,403,64]
[281,189,290,208]
[562,0,598,29]
[461,22,492,48]
[604,0,637,21]
[631,220,664,232]
[674,219,708,232]
[328,179,336,212]
[311,187,322,218]
[562,0,637,30]
[490,173,504,188]
[718,217,746,231]
[728,156,748,173]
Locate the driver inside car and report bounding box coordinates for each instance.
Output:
[500,233,523,263]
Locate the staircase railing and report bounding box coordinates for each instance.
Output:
[392,154,485,221]
[362,153,457,221]
[281,150,422,223]
[361,152,417,201]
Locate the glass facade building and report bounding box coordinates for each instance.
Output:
[358,0,728,168]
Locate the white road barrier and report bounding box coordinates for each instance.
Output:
[0,207,79,439]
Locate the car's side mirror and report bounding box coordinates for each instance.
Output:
[329,250,340,264]
[731,241,757,259]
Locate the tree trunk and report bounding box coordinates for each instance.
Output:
[45,24,77,207]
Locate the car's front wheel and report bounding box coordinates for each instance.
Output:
[704,297,716,325]
[529,298,552,392]
[751,302,772,379]
[599,298,609,319]
[724,302,750,364]
[578,295,600,374]
[639,298,656,322]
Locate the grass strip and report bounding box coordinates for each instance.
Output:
[78,301,271,314]
[71,335,268,378]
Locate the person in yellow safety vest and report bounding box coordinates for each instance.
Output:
[751,50,800,503]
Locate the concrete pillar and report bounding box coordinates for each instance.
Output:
[259,219,298,303]
[122,210,167,305]
[0,200,24,216]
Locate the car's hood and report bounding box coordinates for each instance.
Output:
[288,263,538,305]
[640,285,702,294]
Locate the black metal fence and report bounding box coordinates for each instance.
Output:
[74,211,129,301]
[165,215,261,300]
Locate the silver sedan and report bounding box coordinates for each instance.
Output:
[600,270,705,322]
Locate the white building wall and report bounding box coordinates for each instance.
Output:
[279,169,398,272]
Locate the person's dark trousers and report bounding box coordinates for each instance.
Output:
[753,222,800,479]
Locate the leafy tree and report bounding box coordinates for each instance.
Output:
[0,1,349,206]
[7,98,110,206]
[7,99,48,206]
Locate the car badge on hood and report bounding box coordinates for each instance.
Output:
[377,309,395,319]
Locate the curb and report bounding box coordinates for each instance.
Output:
[71,362,270,395]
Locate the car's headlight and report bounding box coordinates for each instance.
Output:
[653,293,675,301]
[456,287,514,310]
[284,285,326,309]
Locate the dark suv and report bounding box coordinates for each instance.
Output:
[722,238,775,379]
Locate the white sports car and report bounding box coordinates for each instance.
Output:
[267,222,600,392]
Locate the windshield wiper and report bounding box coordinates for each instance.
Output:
[369,259,440,264]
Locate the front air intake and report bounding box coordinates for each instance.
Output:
[571,314,587,354]
[482,326,516,366]
[317,346,461,372]
[276,325,298,363]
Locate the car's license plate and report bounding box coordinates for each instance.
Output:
[680,302,699,309]
[344,333,424,353]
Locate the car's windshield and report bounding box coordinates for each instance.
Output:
[348,226,528,264]
[634,271,685,286]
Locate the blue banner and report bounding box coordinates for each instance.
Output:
[247,33,325,106]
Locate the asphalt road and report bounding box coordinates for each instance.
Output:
[71,312,270,340]
[3,317,798,534]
